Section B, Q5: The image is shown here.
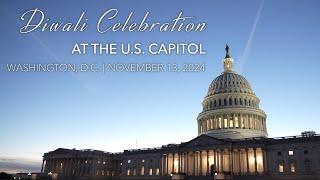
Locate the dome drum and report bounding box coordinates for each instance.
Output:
[202,93,261,111]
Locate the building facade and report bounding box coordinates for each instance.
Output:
[42,46,320,180]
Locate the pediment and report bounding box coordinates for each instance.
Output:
[51,148,71,154]
[181,135,225,148]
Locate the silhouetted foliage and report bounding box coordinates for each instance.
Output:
[0,172,13,179]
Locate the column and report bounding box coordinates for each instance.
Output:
[161,155,164,175]
[186,152,189,175]
[181,153,183,173]
[246,149,249,174]
[178,153,180,173]
[41,160,45,173]
[172,153,175,174]
[53,159,56,172]
[166,154,168,175]
[49,159,52,173]
[221,149,224,172]
[238,150,241,174]
[68,158,71,176]
[199,151,202,175]
[254,148,257,174]
[194,151,196,176]
[65,158,68,175]
[230,150,233,174]
[263,148,267,173]
[214,150,218,173]
[206,150,209,176]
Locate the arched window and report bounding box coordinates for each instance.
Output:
[278,162,284,173]
[234,98,238,105]
[290,162,296,173]
[209,101,213,108]
[244,99,247,106]
[219,99,222,106]
[240,98,243,105]
[224,98,227,106]
[214,100,217,107]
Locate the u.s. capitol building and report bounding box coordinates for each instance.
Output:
[40,46,320,180]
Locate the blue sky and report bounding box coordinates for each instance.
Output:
[0,0,320,172]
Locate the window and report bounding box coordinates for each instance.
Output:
[278,163,284,173]
[149,168,153,175]
[141,166,145,175]
[290,162,296,173]
[304,150,308,154]
[218,118,222,128]
[305,159,311,172]
[97,161,100,164]
[277,152,282,156]
[103,161,106,165]
[127,160,131,163]
[127,169,131,176]
[156,168,160,175]
[288,150,294,156]
[102,170,105,176]
[229,118,234,128]
[224,118,228,128]
[142,159,145,163]
[133,169,136,176]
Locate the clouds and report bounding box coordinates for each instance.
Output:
[0,158,41,174]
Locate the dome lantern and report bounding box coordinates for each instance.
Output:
[223,44,234,72]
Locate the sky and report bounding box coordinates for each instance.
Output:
[1,0,320,173]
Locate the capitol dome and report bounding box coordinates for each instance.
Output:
[207,72,254,96]
[197,45,267,139]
